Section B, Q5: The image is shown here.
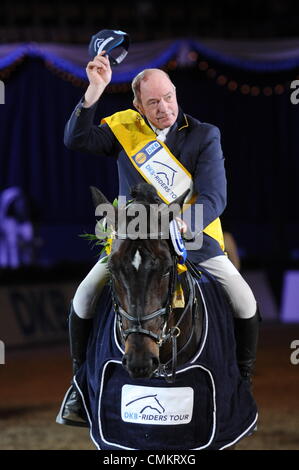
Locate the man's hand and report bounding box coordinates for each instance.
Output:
[86,51,112,87]
[175,217,195,241]
[175,217,188,234]
[83,52,112,108]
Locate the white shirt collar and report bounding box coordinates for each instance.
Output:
[148,122,171,142]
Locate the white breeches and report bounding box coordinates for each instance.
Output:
[73,259,110,319]
[73,255,256,320]
[199,255,256,319]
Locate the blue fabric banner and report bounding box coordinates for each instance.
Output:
[2,38,299,81]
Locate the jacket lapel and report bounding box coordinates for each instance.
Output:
[165,109,189,163]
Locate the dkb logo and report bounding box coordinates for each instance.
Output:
[0,80,4,104]
[0,340,5,364]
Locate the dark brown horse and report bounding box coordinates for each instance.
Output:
[75,183,258,450]
[91,182,203,381]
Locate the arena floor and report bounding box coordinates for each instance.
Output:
[0,323,298,450]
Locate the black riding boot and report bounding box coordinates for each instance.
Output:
[233,308,261,383]
[56,303,93,427]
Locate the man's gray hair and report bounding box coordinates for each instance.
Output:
[131,68,172,106]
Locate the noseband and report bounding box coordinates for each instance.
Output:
[116,306,170,345]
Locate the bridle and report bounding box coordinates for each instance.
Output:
[110,230,200,382]
[111,244,178,346]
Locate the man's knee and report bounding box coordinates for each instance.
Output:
[73,279,99,319]
[228,276,257,319]
[73,262,110,319]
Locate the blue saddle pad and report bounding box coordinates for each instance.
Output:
[75,268,258,450]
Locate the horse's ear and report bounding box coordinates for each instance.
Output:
[172,188,191,209]
[90,186,117,231]
[90,186,111,208]
[159,188,191,221]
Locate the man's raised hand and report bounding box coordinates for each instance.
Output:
[83,52,112,107]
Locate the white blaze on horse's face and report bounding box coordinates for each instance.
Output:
[132,249,142,271]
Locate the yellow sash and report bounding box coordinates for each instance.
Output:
[102,109,225,251]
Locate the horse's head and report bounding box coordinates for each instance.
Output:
[110,236,174,378]
[91,183,188,379]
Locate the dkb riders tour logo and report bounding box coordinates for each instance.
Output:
[121,384,194,425]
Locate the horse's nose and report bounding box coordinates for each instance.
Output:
[122,353,160,378]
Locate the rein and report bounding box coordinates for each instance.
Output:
[155,267,198,383]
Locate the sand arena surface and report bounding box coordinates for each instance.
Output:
[0,324,298,450]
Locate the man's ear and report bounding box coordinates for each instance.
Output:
[133,99,144,115]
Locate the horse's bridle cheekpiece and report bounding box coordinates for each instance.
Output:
[88,29,130,65]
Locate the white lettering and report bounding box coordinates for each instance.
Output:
[146,142,160,155]
[0,80,4,104]
[0,340,5,364]
[147,455,196,465]
[103,455,138,467]
[290,80,299,104]
[95,203,116,239]
[290,339,299,365]
[93,200,204,247]
[126,203,148,239]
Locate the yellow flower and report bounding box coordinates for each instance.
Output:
[177,263,187,275]
[105,238,113,256]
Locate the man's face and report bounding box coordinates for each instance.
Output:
[137,72,179,129]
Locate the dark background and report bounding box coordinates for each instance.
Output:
[0,0,299,308]
[1,0,299,43]
[1,3,298,451]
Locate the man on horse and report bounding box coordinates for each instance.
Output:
[57,51,260,427]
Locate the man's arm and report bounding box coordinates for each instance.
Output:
[64,52,118,157]
[64,99,117,156]
[194,124,227,228]
[184,124,226,235]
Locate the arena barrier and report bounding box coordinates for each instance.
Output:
[0,282,76,347]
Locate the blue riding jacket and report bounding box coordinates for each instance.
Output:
[64,98,227,263]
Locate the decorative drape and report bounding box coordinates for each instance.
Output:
[3,38,299,77]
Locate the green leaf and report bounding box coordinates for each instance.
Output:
[79,233,98,241]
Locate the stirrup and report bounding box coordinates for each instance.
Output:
[56,385,89,428]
